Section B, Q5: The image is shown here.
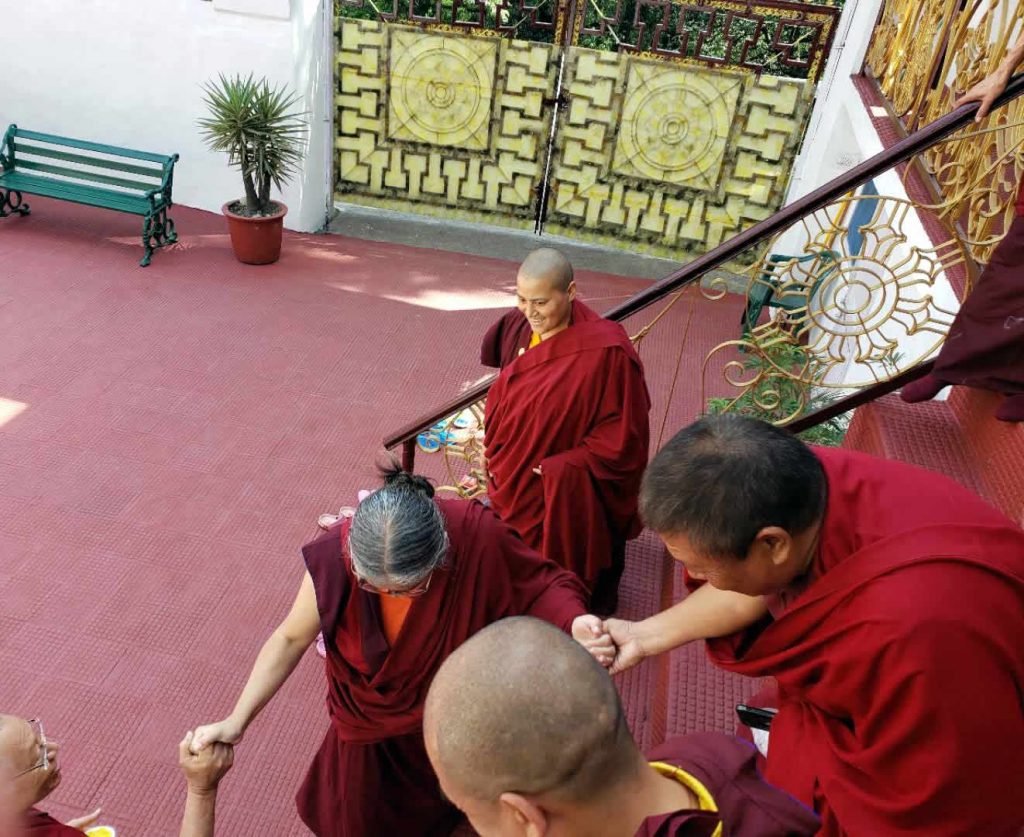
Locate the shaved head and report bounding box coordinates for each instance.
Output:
[424,617,639,809]
[519,248,573,292]
[516,249,577,339]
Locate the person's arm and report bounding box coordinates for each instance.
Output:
[190,571,321,750]
[955,30,1024,120]
[178,732,233,837]
[602,584,769,673]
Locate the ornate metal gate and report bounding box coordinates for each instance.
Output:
[333,0,840,258]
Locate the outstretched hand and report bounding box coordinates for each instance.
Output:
[571,614,616,667]
[66,808,102,831]
[955,68,1011,122]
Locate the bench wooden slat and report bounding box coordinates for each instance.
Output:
[14,129,173,165]
[14,143,164,179]
[0,171,153,214]
[14,159,155,193]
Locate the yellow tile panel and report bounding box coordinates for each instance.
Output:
[335,20,811,259]
[546,47,813,256]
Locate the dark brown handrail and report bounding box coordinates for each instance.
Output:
[384,73,1024,467]
[786,360,935,433]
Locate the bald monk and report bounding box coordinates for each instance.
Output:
[901,36,1024,421]
[482,248,651,613]
[189,465,598,836]
[599,416,1024,835]
[424,616,820,836]
[0,714,102,835]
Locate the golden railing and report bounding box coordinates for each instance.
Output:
[865,0,1024,263]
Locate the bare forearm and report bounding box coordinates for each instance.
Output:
[1003,32,1024,72]
[179,790,217,837]
[634,584,769,656]
[229,630,308,730]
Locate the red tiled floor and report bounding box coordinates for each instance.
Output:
[0,198,752,835]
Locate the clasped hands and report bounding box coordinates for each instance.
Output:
[179,729,235,796]
[570,615,646,675]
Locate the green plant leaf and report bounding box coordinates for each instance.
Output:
[198,73,310,214]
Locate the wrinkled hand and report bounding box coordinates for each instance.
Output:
[66,808,102,831]
[602,618,648,675]
[572,614,615,668]
[180,731,234,795]
[955,69,1011,121]
[189,717,244,754]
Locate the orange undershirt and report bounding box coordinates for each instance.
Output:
[528,331,541,349]
[378,594,413,646]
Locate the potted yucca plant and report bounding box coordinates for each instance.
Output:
[198,73,308,265]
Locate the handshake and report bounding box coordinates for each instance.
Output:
[571,615,647,675]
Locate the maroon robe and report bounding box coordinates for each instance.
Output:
[639,734,819,836]
[23,808,78,834]
[482,300,651,597]
[929,185,1024,394]
[698,447,1024,836]
[295,498,588,837]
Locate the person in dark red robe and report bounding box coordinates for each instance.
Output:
[600,416,1024,836]
[424,617,819,837]
[188,467,594,837]
[482,248,651,614]
[0,714,103,835]
[901,34,1024,421]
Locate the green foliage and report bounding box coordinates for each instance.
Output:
[334,0,843,64]
[706,340,849,446]
[577,1,842,79]
[198,74,309,215]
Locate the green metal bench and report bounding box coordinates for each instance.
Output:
[741,250,841,341]
[0,124,179,266]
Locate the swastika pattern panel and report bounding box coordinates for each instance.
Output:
[335,19,556,225]
[546,47,812,258]
[613,62,742,188]
[388,29,497,150]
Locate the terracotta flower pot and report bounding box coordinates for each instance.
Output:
[222,201,288,265]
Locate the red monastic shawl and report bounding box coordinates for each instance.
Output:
[482,300,650,585]
[23,808,79,835]
[638,733,820,836]
[295,498,587,836]
[932,213,1024,395]
[703,448,1024,836]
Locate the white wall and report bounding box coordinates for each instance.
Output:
[0,0,333,232]
[783,0,886,205]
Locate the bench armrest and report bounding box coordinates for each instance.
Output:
[0,124,16,170]
[147,154,178,205]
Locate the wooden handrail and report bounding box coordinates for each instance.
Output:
[383,74,1024,458]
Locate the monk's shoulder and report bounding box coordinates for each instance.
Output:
[436,497,500,543]
[843,552,1022,635]
[302,523,344,568]
[481,308,530,368]
[646,734,819,836]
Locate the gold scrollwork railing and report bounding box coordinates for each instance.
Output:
[865,0,1024,263]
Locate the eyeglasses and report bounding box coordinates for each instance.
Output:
[13,719,48,778]
[355,571,433,598]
